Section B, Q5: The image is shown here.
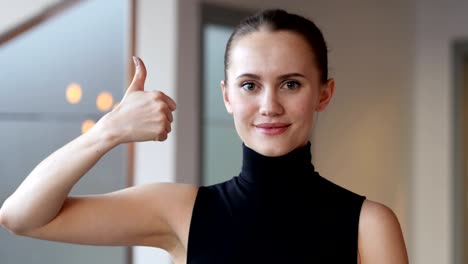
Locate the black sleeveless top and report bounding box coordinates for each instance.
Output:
[187,142,366,263]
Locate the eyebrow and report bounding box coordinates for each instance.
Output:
[235,73,306,80]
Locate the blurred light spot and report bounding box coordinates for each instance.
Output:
[96,92,114,112]
[66,83,82,104]
[81,119,95,134]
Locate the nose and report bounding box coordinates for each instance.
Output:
[259,89,284,116]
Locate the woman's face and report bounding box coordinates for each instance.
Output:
[222,30,335,157]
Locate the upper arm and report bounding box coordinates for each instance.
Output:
[358,199,409,264]
[19,183,198,251]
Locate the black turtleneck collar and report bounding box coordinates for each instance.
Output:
[239,141,316,186]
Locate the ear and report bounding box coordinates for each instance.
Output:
[315,79,335,112]
[221,80,233,114]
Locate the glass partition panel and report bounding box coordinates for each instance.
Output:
[0,0,130,263]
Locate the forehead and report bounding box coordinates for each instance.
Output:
[228,30,317,78]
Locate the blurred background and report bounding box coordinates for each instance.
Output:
[0,0,467,263]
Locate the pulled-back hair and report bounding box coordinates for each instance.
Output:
[224,9,329,84]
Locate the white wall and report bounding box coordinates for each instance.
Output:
[412,0,468,263]
[134,1,177,264]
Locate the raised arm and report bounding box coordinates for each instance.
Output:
[358,200,409,264]
[0,57,195,252]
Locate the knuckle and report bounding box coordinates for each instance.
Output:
[153,91,163,99]
[153,101,167,113]
[155,114,166,123]
[157,125,166,134]
[158,133,168,141]
[159,103,169,111]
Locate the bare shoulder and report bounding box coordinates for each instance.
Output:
[140,182,199,245]
[358,199,409,264]
[143,182,198,260]
[140,182,199,202]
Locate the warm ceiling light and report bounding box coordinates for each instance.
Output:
[96,92,113,112]
[66,83,82,104]
[81,119,95,134]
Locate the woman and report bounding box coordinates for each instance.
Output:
[0,9,408,264]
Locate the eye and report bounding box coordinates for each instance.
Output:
[241,82,257,91]
[283,80,301,90]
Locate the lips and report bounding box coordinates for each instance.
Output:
[254,123,290,135]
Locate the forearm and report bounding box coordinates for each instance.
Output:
[0,119,121,233]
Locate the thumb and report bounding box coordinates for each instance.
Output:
[125,56,147,95]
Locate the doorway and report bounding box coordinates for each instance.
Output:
[200,4,253,185]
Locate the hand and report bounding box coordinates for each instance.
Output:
[100,56,177,144]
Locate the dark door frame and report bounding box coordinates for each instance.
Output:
[452,40,468,264]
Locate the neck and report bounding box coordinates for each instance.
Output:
[239,141,315,185]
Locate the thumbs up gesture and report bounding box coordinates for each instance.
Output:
[99,56,177,144]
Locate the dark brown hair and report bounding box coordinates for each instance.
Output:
[224,9,329,84]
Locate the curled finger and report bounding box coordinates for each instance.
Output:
[157,132,168,141]
[167,111,173,123]
[152,90,176,111]
[165,120,172,133]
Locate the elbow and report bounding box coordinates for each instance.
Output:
[0,200,13,232]
[0,199,10,228]
[0,199,28,235]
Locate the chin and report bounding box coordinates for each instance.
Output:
[248,140,300,157]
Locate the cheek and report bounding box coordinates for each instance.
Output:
[230,95,257,123]
[232,105,254,126]
[291,96,316,118]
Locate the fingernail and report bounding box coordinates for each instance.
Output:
[132,56,139,68]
